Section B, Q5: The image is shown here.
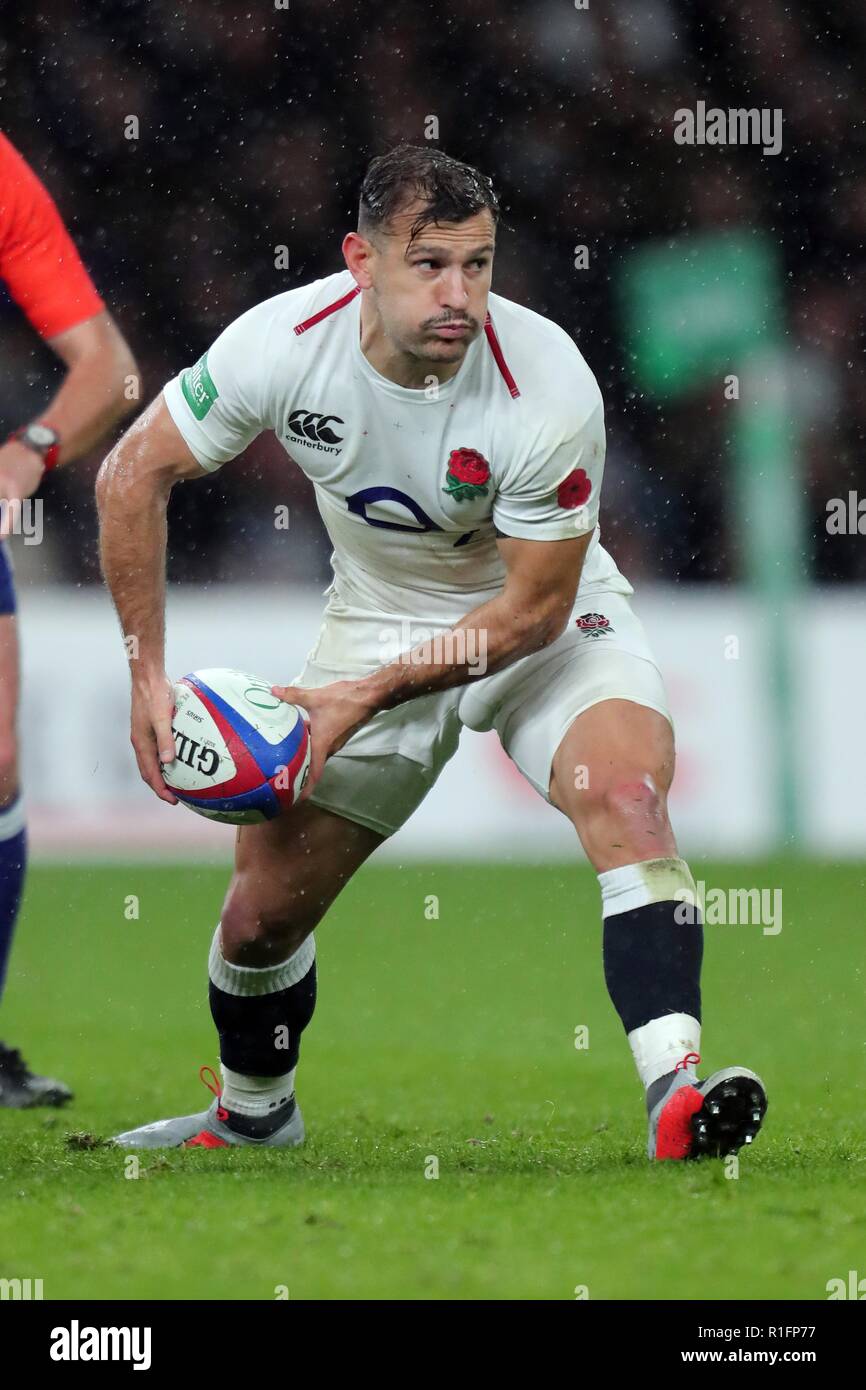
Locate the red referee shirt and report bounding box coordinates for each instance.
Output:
[0,132,105,339]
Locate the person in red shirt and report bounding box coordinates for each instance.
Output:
[0,132,140,1107]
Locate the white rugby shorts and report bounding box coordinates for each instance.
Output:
[295,589,671,837]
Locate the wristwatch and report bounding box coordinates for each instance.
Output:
[8,423,61,470]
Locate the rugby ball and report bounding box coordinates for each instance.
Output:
[161,668,310,824]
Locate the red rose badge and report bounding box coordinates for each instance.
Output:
[443,447,491,502]
[575,612,613,639]
[557,468,591,509]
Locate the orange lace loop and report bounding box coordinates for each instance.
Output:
[199,1064,229,1121]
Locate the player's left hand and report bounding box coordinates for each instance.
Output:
[0,441,47,537]
[271,678,378,796]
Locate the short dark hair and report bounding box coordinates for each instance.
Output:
[358,144,499,244]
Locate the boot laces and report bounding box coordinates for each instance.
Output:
[199,1064,229,1122]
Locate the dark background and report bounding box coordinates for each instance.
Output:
[2,0,864,587]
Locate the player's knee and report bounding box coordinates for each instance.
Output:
[567,773,678,870]
[575,774,668,841]
[599,776,668,829]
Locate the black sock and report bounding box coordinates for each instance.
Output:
[603,900,703,1036]
[209,958,317,1078]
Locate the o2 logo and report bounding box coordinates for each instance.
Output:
[347,486,476,548]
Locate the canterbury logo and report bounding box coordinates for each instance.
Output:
[287,410,345,445]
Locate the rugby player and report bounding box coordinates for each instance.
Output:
[98,145,766,1159]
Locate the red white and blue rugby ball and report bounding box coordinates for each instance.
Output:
[161,668,310,824]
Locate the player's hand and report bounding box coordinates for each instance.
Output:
[130,671,179,805]
[271,679,377,797]
[0,442,47,538]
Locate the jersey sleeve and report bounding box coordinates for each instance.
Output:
[492,383,605,542]
[162,301,279,471]
[0,134,105,338]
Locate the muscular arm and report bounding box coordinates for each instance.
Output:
[276,530,593,788]
[95,394,206,802]
[366,529,591,706]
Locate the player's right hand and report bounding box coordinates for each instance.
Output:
[130,672,179,805]
[270,678,377,800]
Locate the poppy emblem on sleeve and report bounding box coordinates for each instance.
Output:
[557,468,591,509]
[443,448,491,502]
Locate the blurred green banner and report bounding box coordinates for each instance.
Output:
[619,232,781,399]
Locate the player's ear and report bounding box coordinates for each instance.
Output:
[343,231,375,288]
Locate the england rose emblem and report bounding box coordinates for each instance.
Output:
[575,612,613,638]
[557,468,591,509]
[443,447,491,502]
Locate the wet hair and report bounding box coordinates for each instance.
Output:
[358,144,499,244]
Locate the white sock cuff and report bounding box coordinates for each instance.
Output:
[220,1065,296,1116]
[0,794,25,840]
[599,857,696,919]
[208,927,315,997]
[221,1065,296,1093]
[627,1013,702,1089]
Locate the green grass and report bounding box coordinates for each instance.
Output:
[1,860,864,1300]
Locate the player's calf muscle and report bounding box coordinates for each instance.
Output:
[220,807,382,963]
[220,854,337,960]
[220,880,315,965]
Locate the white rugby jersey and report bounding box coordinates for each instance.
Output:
[163,269,631,625]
